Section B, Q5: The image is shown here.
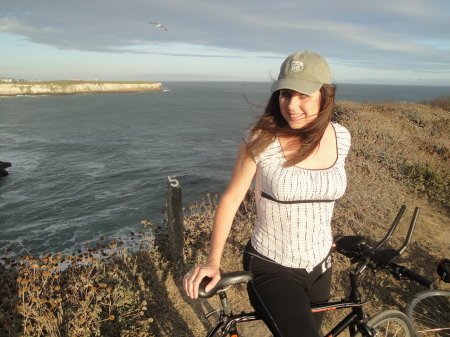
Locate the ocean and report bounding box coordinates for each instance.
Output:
[1,82,449,256]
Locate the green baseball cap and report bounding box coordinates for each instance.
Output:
[271,51,331,95]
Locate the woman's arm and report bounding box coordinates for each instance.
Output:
[184,141,257,299]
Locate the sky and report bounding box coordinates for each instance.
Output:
[1,0,450,85]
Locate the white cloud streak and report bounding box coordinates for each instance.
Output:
[1,0,449,82]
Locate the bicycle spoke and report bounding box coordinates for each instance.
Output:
[410,293,450,336]
[415,327,450,335]
[362,310,413,337]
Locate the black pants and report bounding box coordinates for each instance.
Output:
[243,241,332,337]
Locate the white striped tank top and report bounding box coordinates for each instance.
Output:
[246,123,351,271]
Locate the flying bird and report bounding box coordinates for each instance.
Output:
[149,22,168,31]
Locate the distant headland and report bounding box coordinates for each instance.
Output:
[0,79,163,96]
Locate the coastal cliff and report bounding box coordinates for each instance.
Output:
[0,81,163,96]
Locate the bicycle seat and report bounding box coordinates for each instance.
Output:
[334,235,365,251]
[198,271,253,298]
[334,235,367,263]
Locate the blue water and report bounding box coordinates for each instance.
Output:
[1,82,449,255]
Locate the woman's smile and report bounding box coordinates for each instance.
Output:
[279,89,321,128]
[287,112,305,120]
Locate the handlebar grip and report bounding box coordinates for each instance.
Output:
[198,277,213,298]
[395,265,433,288]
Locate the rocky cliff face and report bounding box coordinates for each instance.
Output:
[0,81,163,96]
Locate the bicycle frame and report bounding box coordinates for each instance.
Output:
[205,265,376,337]
[202,206,421,337]
[206,299,374,337]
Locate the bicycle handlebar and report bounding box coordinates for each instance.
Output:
[398,207,420,255]
[336,206,436,287]
[373,205,406,250]
[363,206,419,266]
[199,206,436,299]
[388,263,433,288]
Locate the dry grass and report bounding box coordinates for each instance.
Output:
[421,94,450,112]
[1,99,449,336]
[0,234,156,336]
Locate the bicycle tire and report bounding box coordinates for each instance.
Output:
[355,309,414,337]
[406,289,450,336]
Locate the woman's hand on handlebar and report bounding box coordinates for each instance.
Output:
[183,264,221,299]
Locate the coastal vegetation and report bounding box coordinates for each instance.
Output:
[0,96,449,336]
[421,94,450,112]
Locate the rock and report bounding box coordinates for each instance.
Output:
[0,161,11,177]
[0,161,11,170]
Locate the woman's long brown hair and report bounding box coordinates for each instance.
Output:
[246,84,336,167]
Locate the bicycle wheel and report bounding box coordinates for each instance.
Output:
[406,289,450,336]
[355,310,414,337]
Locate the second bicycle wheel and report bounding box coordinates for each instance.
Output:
[355,310,414,337]
[406,289,450,336]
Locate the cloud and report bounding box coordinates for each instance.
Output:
[1,0,449,80]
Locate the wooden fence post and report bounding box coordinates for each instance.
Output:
[166,176,184,262]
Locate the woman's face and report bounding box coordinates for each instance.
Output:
[278,89,321,129]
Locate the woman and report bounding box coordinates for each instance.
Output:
[184,51,351,337]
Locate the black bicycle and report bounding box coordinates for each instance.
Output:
[197,206,436,337]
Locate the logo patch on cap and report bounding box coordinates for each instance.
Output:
[290,61,304,73]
